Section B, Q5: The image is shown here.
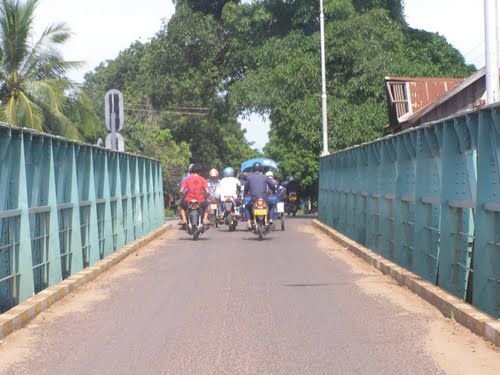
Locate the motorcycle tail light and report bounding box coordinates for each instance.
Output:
[255,198,267,209]
[189,201,199,209]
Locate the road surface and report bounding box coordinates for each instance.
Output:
[0,218,498,374]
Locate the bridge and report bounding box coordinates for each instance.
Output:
[0,106,499,372]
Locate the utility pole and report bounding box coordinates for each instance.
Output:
[485,0,499,104]
[320,0,329,156]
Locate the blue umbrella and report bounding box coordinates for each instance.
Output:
[240,158,280,172]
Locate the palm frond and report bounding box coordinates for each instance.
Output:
[27,78,84,139]
[4,90,43,130]
[42,22,72,44]
[0,0,91,141]
[0,0,37,73]
[32,22,72,50]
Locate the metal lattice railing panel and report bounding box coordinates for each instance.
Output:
[0,124,164,312]
[319,105,500,318]
[0,215,20,312]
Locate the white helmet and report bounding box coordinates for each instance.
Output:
[265,171,274,177]
[209,168,219,178]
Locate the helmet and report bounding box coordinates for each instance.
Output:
[209,168,219,178]
[252,162,262,172]
[288,176,294,182]
[265,171,274,178]
[223,167,235,177]
[188,163,194,173]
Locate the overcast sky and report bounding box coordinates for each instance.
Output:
[33,0,490,149]
[34,0,176,82]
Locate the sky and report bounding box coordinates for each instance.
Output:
[33,0,490,150]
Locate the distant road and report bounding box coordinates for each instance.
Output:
[1,219,498,374]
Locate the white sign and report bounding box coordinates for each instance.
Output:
[105,89,124,132]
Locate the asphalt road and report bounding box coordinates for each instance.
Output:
[0,219,498,374]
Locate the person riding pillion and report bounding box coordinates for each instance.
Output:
[177,163,194,225]
[207,168,221,201]
[265,170,279,221]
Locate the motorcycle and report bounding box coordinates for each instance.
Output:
[268,194,285,231]
[251,197,272,240]
[222,196,241,231]
[186,200,206,240]
[208,197,220,228]
[286,192,299,216]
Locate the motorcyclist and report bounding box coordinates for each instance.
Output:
[207,168,221,221]
[177,163,194,225]
[265,170,279,189]
[219,167,241,217]
[286,176,299,195]
[244,162,276,229]
[265,171,279,222]
[285,176,300,215]
[219,167,241,203]
[179,163,210,226]
[207,168,221,201]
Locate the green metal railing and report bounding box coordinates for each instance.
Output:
[319,105,500,318]
[0,124,164,312]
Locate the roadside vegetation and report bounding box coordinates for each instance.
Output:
[1,0,475,200]
[0,0,98,140]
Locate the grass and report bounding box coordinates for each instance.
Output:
[165,208,177,219]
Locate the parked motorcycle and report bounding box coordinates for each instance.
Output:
[251,197,272,240]
[186,200,206,240]
[222,196,240,231]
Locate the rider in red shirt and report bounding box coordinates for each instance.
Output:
[179,164,210,225]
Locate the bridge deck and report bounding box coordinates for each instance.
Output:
[0,219,498,374]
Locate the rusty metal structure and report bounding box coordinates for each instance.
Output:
[384,69,489,134]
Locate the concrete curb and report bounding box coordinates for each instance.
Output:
[312,219,500,347]
[0,223,172,340]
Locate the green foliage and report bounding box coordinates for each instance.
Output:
[352,0,404,22]
[0,0,97,139]
[226,1,474,195]
[123,121,191,193]
[82,0,475,199]
[175,0,238,20]
[83,1,257,193]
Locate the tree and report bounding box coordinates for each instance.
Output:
[227,1,474,199]
[123,120,191,193]
[0,0,96,139]
[84,1,257,181]
[82,0,476,199]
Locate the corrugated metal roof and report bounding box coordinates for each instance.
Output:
[386,76,463,114]
[385,76,466,132]
[403,68,486,126]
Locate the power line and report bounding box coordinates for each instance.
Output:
[124,105,209,117]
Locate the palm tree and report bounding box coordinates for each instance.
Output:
[0,0,96,139]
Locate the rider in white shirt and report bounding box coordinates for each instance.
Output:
[219,167,241,201]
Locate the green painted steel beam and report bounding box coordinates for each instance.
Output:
[318,106,499,318]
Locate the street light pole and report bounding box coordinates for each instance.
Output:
[485,0,499,104]
[320,0,329,156]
